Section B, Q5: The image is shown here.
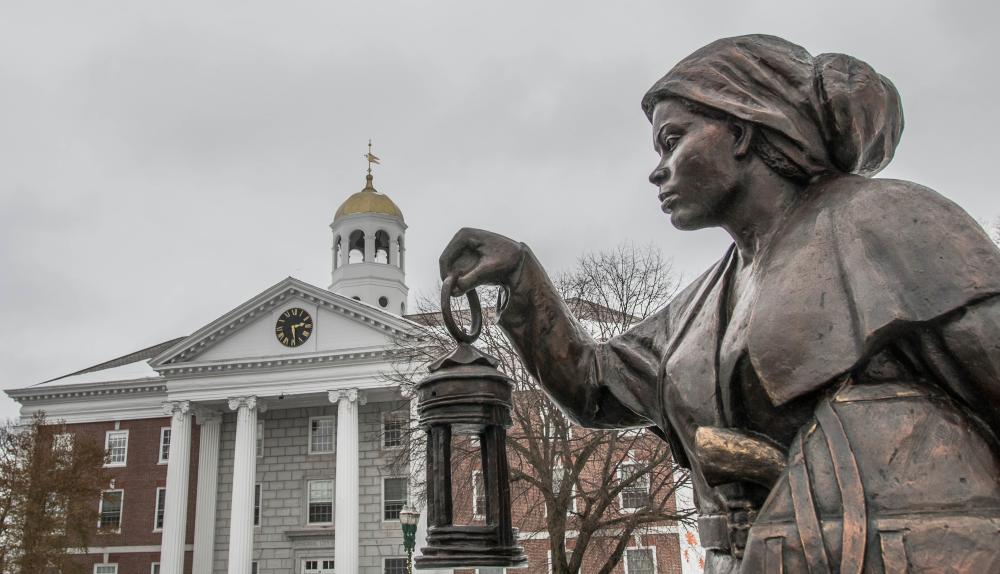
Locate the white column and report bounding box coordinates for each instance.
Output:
[330,388,365,574]
[159,401,192,574]
[192,410,222,574]
[226,396,262,574]
[363,228,374,262]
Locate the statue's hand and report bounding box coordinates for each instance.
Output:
[439,227,526,297]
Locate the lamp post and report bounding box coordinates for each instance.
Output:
[399,505,420,574]
[413,279,527,569]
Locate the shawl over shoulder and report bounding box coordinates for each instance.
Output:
[749,175,1000,405]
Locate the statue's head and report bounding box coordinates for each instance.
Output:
[642,35,904,230]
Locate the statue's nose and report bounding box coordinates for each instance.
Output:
[649,165,669,186]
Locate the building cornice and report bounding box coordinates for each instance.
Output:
[6,378,166,403]
[154,346,411,379]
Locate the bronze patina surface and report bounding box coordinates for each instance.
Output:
[438,35,1000,573]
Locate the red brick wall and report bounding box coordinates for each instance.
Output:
[60,416,201,573]
[446,425,683,573]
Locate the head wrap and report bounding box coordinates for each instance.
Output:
[641,35,904,177]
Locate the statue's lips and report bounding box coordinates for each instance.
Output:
[659,191,677,212]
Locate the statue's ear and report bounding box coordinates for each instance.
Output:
[730,120,754,159]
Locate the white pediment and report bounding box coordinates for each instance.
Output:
[150,277,419,368]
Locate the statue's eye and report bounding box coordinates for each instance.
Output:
[662,135,680,152]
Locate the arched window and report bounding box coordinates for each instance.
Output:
[374,230,391,264]
[396,236,405,270]
[348,230,365,263]
[334,236,343,269]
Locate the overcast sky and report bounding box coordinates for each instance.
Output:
[2,1,998,421]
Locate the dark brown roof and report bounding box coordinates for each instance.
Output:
[37,336,187,386]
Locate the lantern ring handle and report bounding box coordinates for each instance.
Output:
[441,276,482,344]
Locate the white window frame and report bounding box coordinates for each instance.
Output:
[151,563,160,574]
[255,483,262,527]
[472,470,485,520]
[104,430,129,467]
[308,416,336,455]
[623,546,658,574]
[306,479,333,525]
[382,476,408,522]
[549,459,577,517]
[381,411,407,450]
[98,489,124,531]
[618,453,650,512]
[158,427,171,464]
[302,558,336,573]
[541,408,573,441]
[475,568,506,574]
[384,557,410,574]
[94,565,118,574]
[153,487,166,532]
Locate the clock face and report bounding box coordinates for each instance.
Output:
[275,308,314,347]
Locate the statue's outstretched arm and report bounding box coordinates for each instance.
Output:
[440,228,666,429]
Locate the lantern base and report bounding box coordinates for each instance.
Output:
[415,525,528,569]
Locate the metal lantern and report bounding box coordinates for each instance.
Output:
[414,279,528,569]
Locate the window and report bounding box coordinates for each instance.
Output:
[472,471,486,520]
[307,480,333,524]
[477,569,505,574]
[384,558,408,574]
[99,490,123,531]
[256,421,264,458]
[625,548,656,574]
[619,462,650,510]
[552,461,578,515]
[154,487,166,531]
[303,559,335,573]
[251,562,258,574]
[382,412,406,449]
[151,563,160,574]
[94,565,118,574]
[53,433,74,452]
[159,428,171,463]
[254,484,262,526]
[541,409,572,440]
[104,430,129,466]
[383,477,407,520]
[309,417,335,454]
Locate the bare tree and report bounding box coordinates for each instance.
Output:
[0,413,109,574]
[384,243,694,573]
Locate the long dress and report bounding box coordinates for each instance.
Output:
[496,175,1000,573]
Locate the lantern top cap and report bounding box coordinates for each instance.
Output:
[399,506,420,526]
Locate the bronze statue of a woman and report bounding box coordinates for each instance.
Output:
[439,35,1000,573]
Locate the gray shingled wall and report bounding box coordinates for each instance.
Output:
[212,400,413,573]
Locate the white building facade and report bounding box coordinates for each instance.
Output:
[9,174,439,574]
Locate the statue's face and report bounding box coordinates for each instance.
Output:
[649,98,741,230]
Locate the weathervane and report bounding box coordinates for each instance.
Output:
[364,139,381,176]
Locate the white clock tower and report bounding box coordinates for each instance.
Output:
[329,146,409,315]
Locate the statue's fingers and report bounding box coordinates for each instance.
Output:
[438,228,475,280]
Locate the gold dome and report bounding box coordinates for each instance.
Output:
[334,174,404,222]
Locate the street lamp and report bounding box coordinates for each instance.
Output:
[399,505,420,574]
